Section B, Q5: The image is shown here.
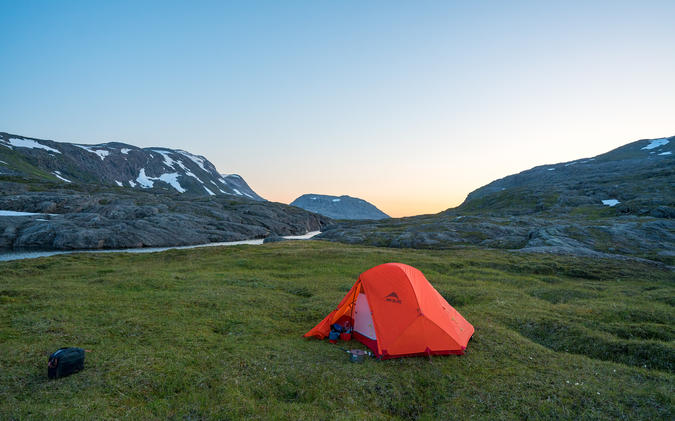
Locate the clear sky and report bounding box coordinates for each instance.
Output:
[1,1,674,217]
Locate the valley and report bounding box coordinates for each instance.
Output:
[3,3,673,419]
[2,132,672,264]
[0,241,672,419]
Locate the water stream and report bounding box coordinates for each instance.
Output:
[0,231,321,262]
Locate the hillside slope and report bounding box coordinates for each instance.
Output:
[459,136,673,217]
[0,132,331,251]
[319,135,675,263]
[0,132,263,200]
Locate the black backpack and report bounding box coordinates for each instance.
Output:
[48,347,85,379]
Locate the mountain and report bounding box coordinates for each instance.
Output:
[0,131,331,252]
[291,194,390,220]
[458,136,674,217]
[0,132,264,200]
[318,135,674,263]
[220,174,264,201]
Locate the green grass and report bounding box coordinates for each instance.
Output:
[567,205,618,219]
[0,147,61,182]
[458,188,561,215]
[0,242,673,420]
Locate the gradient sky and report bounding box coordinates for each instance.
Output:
[1,1,674,217]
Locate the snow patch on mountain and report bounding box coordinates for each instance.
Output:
[204,186,215,196]
[121,148,131,154]
[74,144,110,160]
[0,210,47,216]
[185,169,203,183]
[136,168,154,188]
[658,151,671,156]
[153,150,178,169]
[53,171,72,183]
[158,173,186,193]
[177,150,209,172]
[3,137,61,154]
[169,158,203,183]
[641,138,669,150]
[136,169,186,192]
[602,199,620,207]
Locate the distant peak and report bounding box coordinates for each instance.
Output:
[291,193,389,220]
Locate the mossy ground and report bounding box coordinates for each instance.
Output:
[0,241,672,420]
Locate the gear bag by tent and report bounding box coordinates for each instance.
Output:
[48,347,85,379]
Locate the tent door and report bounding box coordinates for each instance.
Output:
[354,293,377,340]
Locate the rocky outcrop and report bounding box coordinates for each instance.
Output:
[318,214,674,263]
[0,182,330,251]
[291,194,389,220]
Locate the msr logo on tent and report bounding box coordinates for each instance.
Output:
[385,292,402,304]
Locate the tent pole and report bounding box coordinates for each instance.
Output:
[349,281,360,320]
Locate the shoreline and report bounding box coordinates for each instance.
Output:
[0,231,321,262]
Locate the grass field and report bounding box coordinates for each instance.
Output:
[0,241,673,420]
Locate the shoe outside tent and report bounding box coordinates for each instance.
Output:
[304,263,474,359]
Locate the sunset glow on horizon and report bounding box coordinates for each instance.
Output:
[2,1,674,217]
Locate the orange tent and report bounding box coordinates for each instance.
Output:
[304,263,474,359]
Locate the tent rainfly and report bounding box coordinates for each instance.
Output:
[304,263,474,359]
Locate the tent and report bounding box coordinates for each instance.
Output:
[304,263,474,359]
